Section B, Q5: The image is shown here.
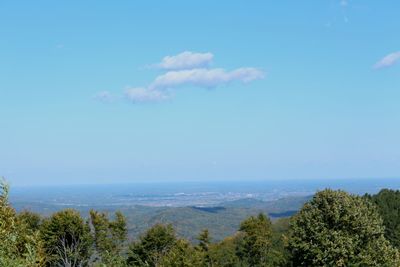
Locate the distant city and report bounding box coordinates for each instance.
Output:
[10,178,400,210]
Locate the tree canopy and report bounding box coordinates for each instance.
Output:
[40,209,92,266]
[127,224,177,266]
[288,189,400,267]
[365,189,400,248]
[2,179,400,267]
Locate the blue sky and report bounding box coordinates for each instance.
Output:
[1,1,400,186]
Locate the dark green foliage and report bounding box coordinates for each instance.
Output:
[197,229,212,266]
[90,210,110,254]
[5,180,400,267]
[365,189,400,248]
[111,211,128,246]
[197,229,211,252]
[17,210,42,233]
[208,236,241,267]
[270,218,290,266]
[40,209,92,266]
[236,213,274,266]
[160,239,203,267]
[90,210,128,265]
[288,189,399,267]
[127,224,177,266]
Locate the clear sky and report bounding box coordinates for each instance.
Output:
[1,1,400,186]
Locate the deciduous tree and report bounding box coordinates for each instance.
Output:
[90,210,128,265]
[127,224,177,266]
[288,189,400,266]
[236,213,273,266]
[365,189,400,248]
[40,209,92,266]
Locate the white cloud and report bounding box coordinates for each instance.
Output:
[374,51,400,69]
[99,51,265,104]
[156,51,214,70]
[125,87,169,103]
[123,67,264,103]
[150,67,265,90]
[340,0,348,7]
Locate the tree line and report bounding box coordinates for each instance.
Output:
[2,178,400,267]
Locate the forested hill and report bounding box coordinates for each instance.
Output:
[3,180,400,266]
[123,196,310,242]
[12,195,311,242]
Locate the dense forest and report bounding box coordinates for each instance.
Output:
[2,179,400,267]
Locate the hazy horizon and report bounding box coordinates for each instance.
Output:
[10,178,400,211]
[7,176,400,188]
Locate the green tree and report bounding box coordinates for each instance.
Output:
[127,224,177,266]
[90,209,128,265]
[160,239,203,267]
[365,189,400,248]
[0,178,46,266]
[197,229,211,252]
[208,235,241,267]
[40,209,92,266]
[197,229,212,266]
[0,180,19,259]
[236,213,273,266]
[110,211,128,248]
[288,189,400,267]
[269,218,290,267]
[17,210,42,233]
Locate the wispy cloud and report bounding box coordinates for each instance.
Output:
[150,68,264,90]
[95,51,264,104]
[324,0,350,27]
[374,51,400,69]
[156,51,214,70]
[125,87,169,103]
